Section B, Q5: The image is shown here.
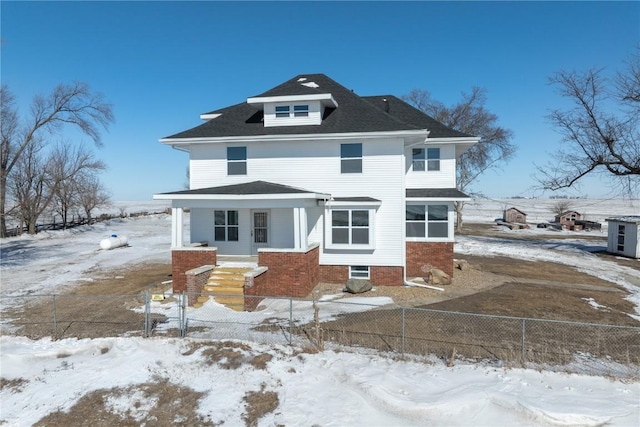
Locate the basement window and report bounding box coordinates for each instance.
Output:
[349,266,370,279]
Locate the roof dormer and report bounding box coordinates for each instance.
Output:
[247,92,338,128]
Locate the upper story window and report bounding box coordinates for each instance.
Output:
[412,147,440,171]
[293,105,309,117]
[227,146,247,175]
[406,204,449,239]
[275,106,290,118]
[275,104,309,118]
[427,147,440,171]
[341,143,362,173]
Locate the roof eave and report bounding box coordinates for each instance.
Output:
[159,129,431,146]
[153,192,331,201]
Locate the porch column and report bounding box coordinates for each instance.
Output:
[293,207,308,250]
[171,207,184,248]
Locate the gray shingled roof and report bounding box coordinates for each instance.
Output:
[159,181,323,196]
[362,95,471,138]
[406,188,471,199]
[164,74,472,139]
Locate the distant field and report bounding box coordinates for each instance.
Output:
[463,198,640,225]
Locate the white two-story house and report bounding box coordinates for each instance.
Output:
[154,74,478,298]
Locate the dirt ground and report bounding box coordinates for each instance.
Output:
[310,223,639,326]
[5,223,639,340]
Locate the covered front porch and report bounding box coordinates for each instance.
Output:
[154,181,329,298]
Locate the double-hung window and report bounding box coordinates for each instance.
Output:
[406,204,449,239]
[332,209,369,245]
[341,143,362,173]
[215,210,239,241]
[227,146,247,175]
[293,105,309,117]
[427,147,440,171]
[412,147,440,171]
[412,148,425,171]
[275,105,290,118]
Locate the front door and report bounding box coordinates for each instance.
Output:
[251,210,269,254]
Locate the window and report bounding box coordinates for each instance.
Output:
[412,147,439,171]
[332,209,369,244]
[341,143,362,173]
[617,224,625,251]
[293,105,309,117]
[275,105,290,118]
[427,147,440,171]
[350,266,370,279]
[275,104,309,118]
[406,204,449,239]
[227,147,247,175]
[214,210,239,241]
[412,148,425,171]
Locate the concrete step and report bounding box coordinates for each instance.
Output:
[197,295,211,303]
[207,278,245,287]
[213,295,245,305]
[203,286,244,295]
[214,267,253,274]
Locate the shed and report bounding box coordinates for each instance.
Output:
[606,216,640,259]
[503,207,527,224]
[555,210,582,228]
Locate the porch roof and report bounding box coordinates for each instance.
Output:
[154,180,331,201]
[406,188,471,201]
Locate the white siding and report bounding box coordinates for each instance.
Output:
[404,144,456,189]
[190,137,406,266]
[607,221,640,258]
[269,208,294,248]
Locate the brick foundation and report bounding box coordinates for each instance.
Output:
[406,241,454,277]
[243,267,268,311]
[185,265,215,306]
[249,245,320,298]
[171,248,217,292]
[320,265,404,286]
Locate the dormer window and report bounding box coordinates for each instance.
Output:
[293,105,309,117]
[247,93,338,127]
[275,105,310,118]
[275,106,290,118]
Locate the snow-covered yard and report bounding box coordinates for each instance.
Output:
[1,199,639,426]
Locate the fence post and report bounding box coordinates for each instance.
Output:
[289,298,293,345]
[143,290,150,337]
[521,319,526,364]
[52,294,58,339]
[180,291,186,338]
[401,307,406,355]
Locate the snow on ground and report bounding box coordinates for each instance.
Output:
[1,336,638,426]
[1,199,639,426]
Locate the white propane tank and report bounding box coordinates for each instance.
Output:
[100,234,128,250]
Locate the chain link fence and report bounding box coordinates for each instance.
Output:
[2,291,638,377]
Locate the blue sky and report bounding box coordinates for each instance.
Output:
[2,1,638,201]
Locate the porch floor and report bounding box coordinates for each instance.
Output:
[216,255,258,268]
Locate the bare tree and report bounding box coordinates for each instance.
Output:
[552,200,573,217]
[75,172,111,224]
[0,82,114,237]
[403,87,515,231]
[9,140,50,234]
[49,142,106,227]
[537,49,640,194]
